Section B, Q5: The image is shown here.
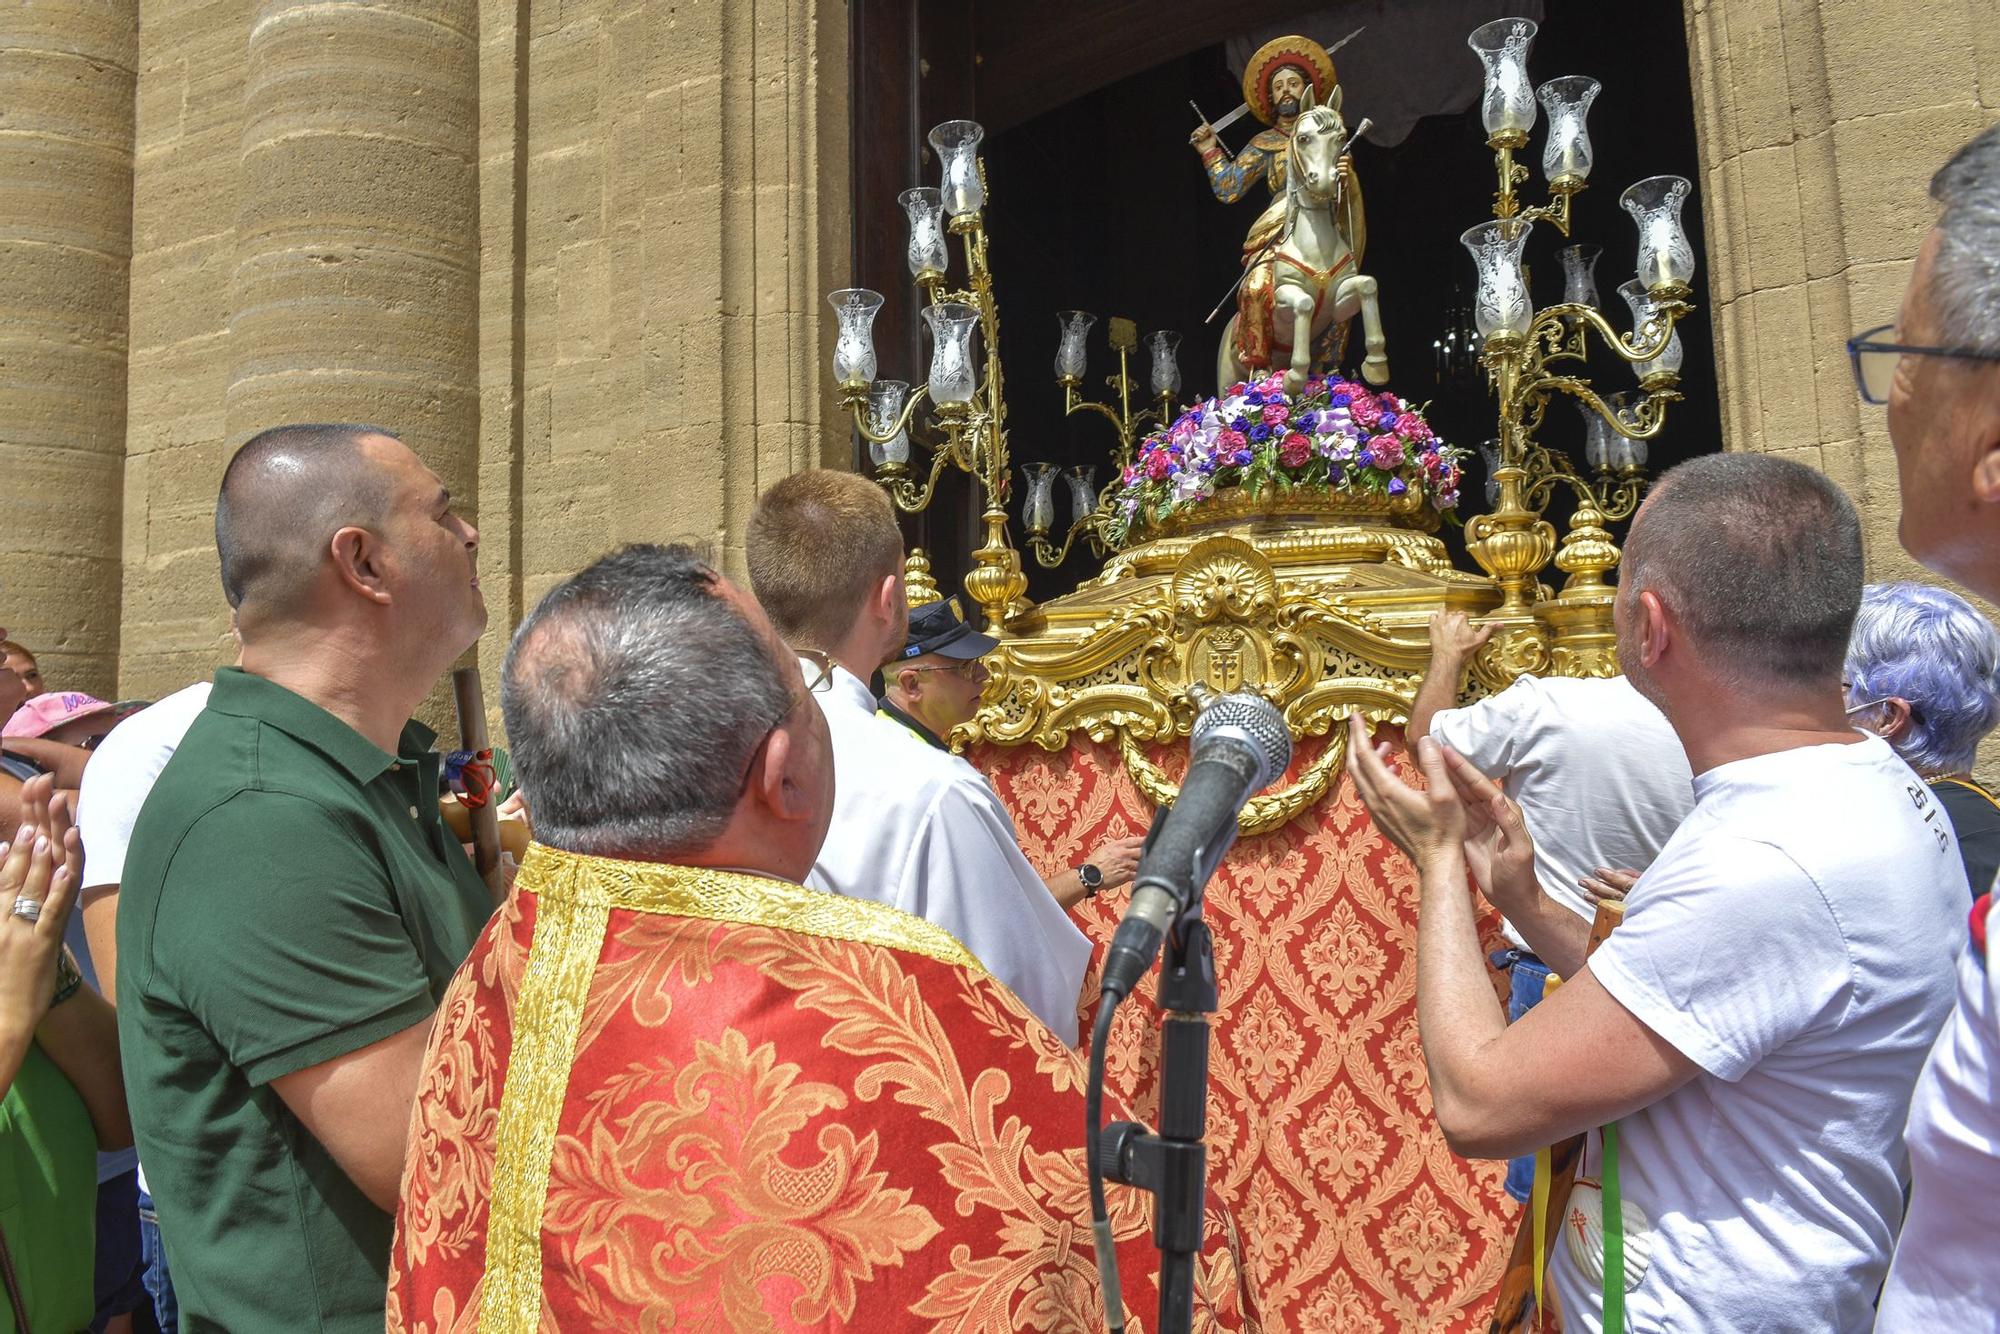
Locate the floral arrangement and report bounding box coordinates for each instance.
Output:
[1106,373,1466,545]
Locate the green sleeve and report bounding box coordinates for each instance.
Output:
[151,791,436,1086]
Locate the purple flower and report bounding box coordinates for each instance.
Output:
[1357,449,1374,468]
[1296,411,1319,432]
[1231,415,1252,433]
[1331,393,1352,407]
[1379,411,1399,429]
[1389,477,1408,495]
[1232,447,1254,466]
[1248,423,1271,443]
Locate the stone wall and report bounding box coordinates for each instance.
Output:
[0,2,137,702]
[104,0,849,722]
[1684,0,2000,578]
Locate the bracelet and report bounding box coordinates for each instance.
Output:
[51,950,82,1008]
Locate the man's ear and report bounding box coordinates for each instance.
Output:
[1972,434,2000,505]
[756,724,815,824]
[1637,588,1673,670]
[328,526,392,605]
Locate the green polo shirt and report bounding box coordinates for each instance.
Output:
[116,668,494,1333]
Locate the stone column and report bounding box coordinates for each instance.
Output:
[0,2,137,700]
[1683,0,1999,580]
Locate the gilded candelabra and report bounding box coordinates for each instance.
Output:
[1022,316,1181,568]
[828,120,1029,628]
[1458,16,1698,679]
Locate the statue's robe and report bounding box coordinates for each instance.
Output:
[388,846,1257,1333]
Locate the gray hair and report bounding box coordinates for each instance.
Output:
[1929,122,2000,351]
[1623,453,1863,686]
[501,543,794,859]
[1846,582,2000,775]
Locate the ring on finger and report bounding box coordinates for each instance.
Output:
[8,898,42,923]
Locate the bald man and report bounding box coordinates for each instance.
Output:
[114,424,495,1334]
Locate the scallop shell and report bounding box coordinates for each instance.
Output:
[1563,1179,1652,1291]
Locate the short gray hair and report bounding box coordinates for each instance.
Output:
[1624,453,1863,686]
[1929,122,2000,351]
[1846,582,2000,775]
[502,543,794,859]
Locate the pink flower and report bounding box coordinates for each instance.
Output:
[1257,373,1287,395]
[1143,451,1173,481]
[1371,435,1406,468]
[1217,428,1249,452]
[1279,432,1312,467]
[1349,393,1382,428]
[1262,403,1290,426]
[1396,414,1433,443]
[1121,465,1140,486]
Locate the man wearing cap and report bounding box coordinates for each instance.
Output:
[746,471,1096,1043]
[881,594,1144,909]
[1,691,120,791]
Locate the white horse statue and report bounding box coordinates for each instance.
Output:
[1217,98,1389,396]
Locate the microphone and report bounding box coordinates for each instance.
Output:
[1100,687,1292,999]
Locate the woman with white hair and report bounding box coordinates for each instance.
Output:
[1845,581,2000,898]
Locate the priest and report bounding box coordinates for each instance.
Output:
[387,543,1253,1332]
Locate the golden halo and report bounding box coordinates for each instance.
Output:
[1242,35,1338,125]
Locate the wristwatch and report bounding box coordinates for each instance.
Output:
[1078,863,1105,896]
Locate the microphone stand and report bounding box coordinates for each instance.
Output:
[1097,896,1217,1334]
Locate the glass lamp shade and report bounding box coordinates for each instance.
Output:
[1621,175,1697,290]
[1065,466,1098,522]
[1021,463,1059,536]
[923,301,981,406]
[1619,280,1684,380]
[1461,220,1536,340]
[866,380,911,467]
[1479,439,1504,508]
[1055,310,1095,381]
[1557,243,1602,313]
[899,187,949,277]
[828,288,884,386]
[1146,330,1182,399]
[1537,76,1600,183]
[1576,396,1617,471]
[1604,392,1648,471]
[928,120,986,218]
[1469,18,1538,141]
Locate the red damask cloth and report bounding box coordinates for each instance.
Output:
[976,734,1518,1332]
[388,848,1258,1333]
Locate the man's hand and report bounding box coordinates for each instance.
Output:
[1085,834,1146,892]
[1189,122,1219,154]
[1439,746,1539,916]
[1428,610,1495,667]
[1581,866,1641,905]
[1345,715,1465,871]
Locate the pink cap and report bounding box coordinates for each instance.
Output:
[4,691,120,740]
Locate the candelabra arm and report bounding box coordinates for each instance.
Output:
[1025,511,1108,569]
[1524,376,1677,445]
[846,382,933,446]
[879,443,957,514]
[1517,185,1577,237]
[1530,300,1686,367]
[1063,385,1134,441]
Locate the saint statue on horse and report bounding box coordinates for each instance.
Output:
[1190,35,1389,394]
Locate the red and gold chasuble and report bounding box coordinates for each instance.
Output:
[389,847,1257,1332]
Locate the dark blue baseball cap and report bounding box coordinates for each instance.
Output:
[897,595,1000,661]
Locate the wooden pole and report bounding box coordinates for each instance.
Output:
[450,666,505,903]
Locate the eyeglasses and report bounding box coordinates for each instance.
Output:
[904,658,987,682]
[793,647,835,694]
[1847,324,2000,405]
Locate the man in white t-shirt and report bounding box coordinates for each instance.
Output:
[1409,612,1694,1203]
[76,678,213,1333]
[1869,122,2000,1331]
[1351,453,1962,1331]
[745,471,1094,1043]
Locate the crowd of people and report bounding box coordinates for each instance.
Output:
[1,121,1997,1334]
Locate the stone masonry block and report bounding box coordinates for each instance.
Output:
[1819,0,1978,124]
[1831,102,1994,266]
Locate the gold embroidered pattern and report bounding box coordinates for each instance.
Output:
[478,883,606,1334]
[514,845,983,971]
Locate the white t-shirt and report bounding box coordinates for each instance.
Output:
[1876,895,2000,1331]
[804,662,1092,1044]
[79,682,213,888]
[75,680,213,1195]
[1554,736,1964,1332]
[1431,674,1693,946]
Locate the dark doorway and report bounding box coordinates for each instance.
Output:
[848,2,1718,610]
